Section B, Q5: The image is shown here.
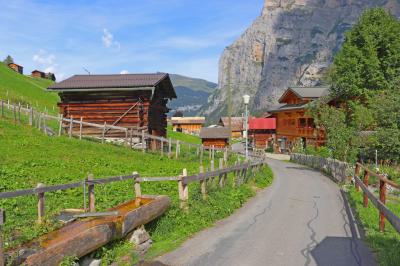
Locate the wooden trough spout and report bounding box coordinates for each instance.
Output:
[9,195,171,266]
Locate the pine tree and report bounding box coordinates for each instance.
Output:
[3,55,14,65]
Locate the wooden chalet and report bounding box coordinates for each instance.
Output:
[200,127,230,148]
[47,73,176,138]
[31,70,46,78]
[171,117,205,135]
[248,118,276,149]
[219,117,244,138]
[8,63,23,74]
[268,86,329,152]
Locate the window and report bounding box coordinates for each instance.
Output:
[299,118,307,128]
[307,118,315,128]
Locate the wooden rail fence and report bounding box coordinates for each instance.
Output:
[0,100,235,162]
[353,163,400,233]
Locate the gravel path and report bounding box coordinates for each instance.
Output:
[156,158,376,266]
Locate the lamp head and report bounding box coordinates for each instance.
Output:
[243,94,250,104]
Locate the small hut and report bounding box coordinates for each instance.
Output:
[47,73,176,138]
[219,117,244,138]
[200,127,230,148]
[171,117,205,134]
[8,63,23,74]
[248,118,276,149]
[31,70,46,78]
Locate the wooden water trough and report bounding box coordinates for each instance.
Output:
[9,195,170,266]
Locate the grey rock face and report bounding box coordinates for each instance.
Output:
[199,0,400,120]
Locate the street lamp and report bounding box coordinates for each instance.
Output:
[243,94,250,160]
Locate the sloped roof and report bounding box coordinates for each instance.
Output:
[47,73,176,97]
[267,103,310,113]
[32,70,45,74]
[249,118,276,130]
[200,127,231,139]
[279,86,330,103]
[219,117,244,131]
[8,63,23,68]
[171,117,206,125]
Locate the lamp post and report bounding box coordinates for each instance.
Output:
[243,94,250,160]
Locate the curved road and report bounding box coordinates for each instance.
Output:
[157,158,376,266]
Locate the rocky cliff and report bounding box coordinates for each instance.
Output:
[199,0,400,121]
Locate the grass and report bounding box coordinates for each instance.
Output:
[0,117,273,265]
[166,125,201,144]
[347,186,400,266]
[0,63,58,112]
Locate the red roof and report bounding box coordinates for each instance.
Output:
[248,118,276,130]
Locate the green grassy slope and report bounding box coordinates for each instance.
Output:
[0,63,58,112]
[0,118,272,264]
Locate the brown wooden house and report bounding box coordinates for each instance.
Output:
[8,63,23,74]
[47,73,176,138]
[200,127,230,148]
[171,117,205,135]
[268,86,329,152]
[31,70,46,78]
[248,118,276,149]
[219,117,244,138]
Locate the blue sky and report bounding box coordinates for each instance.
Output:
[0,0,263,82]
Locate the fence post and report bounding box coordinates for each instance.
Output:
[79,117,83,140]
[200,145,204,164]
[58,114,63,136]
[29,107,33,126]
[168,138,172,158]
[379,179,387,232]
[36,183,45,223]
[129,128,133,148]
[142,131,145,153]
[210,160,215,184]
[212,146,215,161]
[102,122,106,143]
[354,164,360,191]
[0,209,4,266]
[0,100,3,117]
[200,165,206,200]
[175,140,180,159]
[87,174,95,212]
[363,170,369,207]
[69,116,74,138]
[160,139,164,156]
[219,158,224,187]
[13,104,16,123]
[224,148,228,165]
[134,172,141,206]
[178,169,188,210]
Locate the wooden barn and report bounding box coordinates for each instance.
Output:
[248,118,276,149]
[31,70,46,78]
[47,73,176,138]
[219,117,244,138]
[268,86,328,152]
[200,127,230,148]
[171,117,205,135]
[8,63,23,74]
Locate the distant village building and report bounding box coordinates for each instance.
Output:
[47,73,176,139]
[248,118,276,149]
[31,70,46,78]
[171,117,205,135]
[219,117,244,138]
[268,86,329,152]
[8,63,23,74]
[200,127,230,148]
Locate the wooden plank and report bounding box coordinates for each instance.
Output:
[138,177,180,182]
[355,176,400,234]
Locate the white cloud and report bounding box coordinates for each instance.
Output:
[32,50,65,80]
[102,28,120,51]
[120,70,129,74]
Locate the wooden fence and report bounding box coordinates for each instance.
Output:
[353,163,400,233]
[0,100,234,162]
[290,153,349,183]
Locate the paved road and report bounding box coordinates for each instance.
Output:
[157,159,376,266]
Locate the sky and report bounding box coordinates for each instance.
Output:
[0,0,264,82]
